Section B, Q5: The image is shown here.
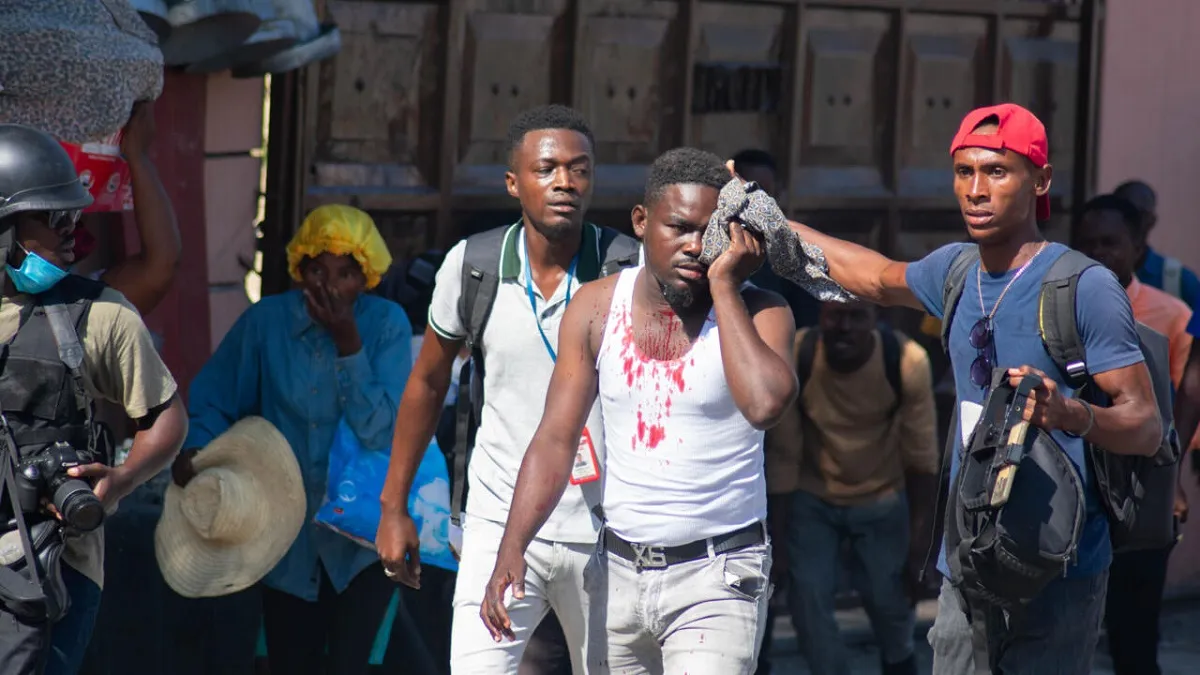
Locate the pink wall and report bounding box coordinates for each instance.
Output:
[203,73,263,350]
[1096,0,1200,272]
[127,72,212,397]
[1096,0,1200,594]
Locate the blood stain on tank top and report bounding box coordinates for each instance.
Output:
[617,306,695,451]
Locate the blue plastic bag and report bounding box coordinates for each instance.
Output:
[314,419,458,572]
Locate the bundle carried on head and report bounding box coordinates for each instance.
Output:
[699,178,854,303]
[0,0,163,144]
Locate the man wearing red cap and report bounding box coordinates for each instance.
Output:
[758,103,1161,673]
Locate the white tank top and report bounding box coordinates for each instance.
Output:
[595,268,767,545]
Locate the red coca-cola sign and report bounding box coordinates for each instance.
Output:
[59,130,133,213]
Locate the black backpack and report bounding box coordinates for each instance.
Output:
[795,324,903,410]
[449,223,641,526]
[373,250,446,330]
[939,246,1181,559]
[945,367,1086,613]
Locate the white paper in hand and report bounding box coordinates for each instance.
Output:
[960,401,984,447]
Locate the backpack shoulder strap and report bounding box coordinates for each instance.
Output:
[879,324,903,407]
[1163,256,1183,300]
[457,225,511,351]
[38,277,103,422]
[597,226,641,277]
[1037,248,1100,389]
[450,225,511,526]
[941,245,981,354]
[795,328,819,396]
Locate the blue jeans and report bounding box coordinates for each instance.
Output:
[927,572,1107,675]
[45,564,102,675]
[784,490,915,675]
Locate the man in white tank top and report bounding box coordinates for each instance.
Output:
[480,148,800,674]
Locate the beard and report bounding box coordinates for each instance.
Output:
[657,276,699,309]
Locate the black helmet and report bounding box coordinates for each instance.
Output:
[0,124,93,221]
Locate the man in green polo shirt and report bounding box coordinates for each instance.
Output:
[377,105,638,674]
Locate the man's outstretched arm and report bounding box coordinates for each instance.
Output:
[786,219,917,309]
[480,283,605,641]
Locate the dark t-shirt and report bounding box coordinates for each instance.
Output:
[905,242,1144,577]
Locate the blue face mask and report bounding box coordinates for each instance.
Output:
[6,245,69,295]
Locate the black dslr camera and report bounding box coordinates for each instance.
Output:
[14,442,106,532]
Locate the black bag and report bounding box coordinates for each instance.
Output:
[940,246,1180,554]
[373,250,447,331]
[449,224,640,525]
[0,428,68,624]
[945,369,1085,610]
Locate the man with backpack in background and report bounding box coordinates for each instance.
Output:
[375,104,639,674]
[1114,180,1199,309]
[751,102,1161,673]
[1074,193,1193,675]
[1116,180,1200,557]
[764,299,938,675]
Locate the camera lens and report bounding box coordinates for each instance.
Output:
[53,480,104,532]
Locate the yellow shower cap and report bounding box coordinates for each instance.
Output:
[286,205,393,289]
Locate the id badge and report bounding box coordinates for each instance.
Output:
[569,427,601,485]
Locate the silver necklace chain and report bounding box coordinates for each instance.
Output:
[977,241,1049,320]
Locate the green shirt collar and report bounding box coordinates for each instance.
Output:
[498,221,604,282]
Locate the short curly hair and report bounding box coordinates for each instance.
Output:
[506,105,594,166]
[644,147,729,205]
[1114,180,1156,214]
[1075,194,1142,239]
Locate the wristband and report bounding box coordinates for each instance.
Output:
[1064,399,1095,439]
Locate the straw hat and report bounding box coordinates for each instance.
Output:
[155,416,305,598]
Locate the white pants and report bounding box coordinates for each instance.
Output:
[450,516,595,674]
[585,542,772,675]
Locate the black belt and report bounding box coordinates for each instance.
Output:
[604,522,766,570]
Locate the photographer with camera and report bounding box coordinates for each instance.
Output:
[0,124,188,675]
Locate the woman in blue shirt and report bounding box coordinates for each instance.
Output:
[172,205,413,675]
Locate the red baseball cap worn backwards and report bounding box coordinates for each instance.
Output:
[949,103,1051,221]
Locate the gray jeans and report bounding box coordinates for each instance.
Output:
[584,539,772,675]
[928,573,1108,675]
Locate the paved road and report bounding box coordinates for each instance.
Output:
[761,596,1200,674]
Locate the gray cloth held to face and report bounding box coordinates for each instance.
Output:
[699,179,856,302]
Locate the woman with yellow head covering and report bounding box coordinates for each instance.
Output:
[287,203,394,290]
[172,205,413,675]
